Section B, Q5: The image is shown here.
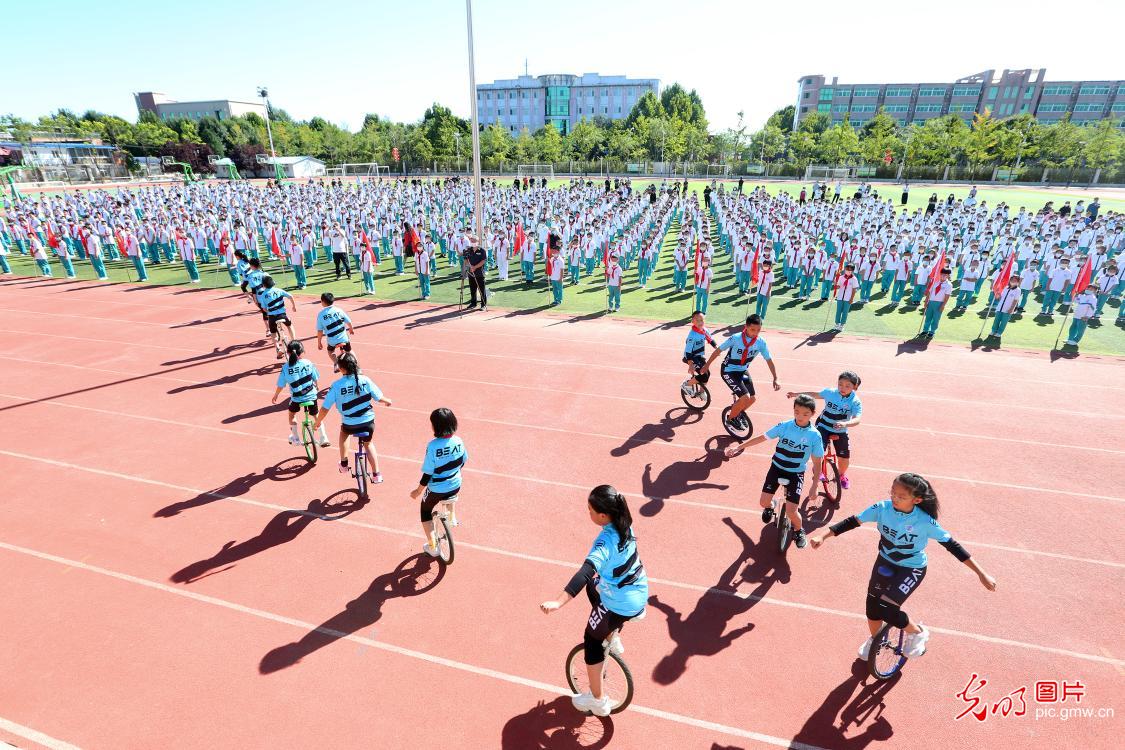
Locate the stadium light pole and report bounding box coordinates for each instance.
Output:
[257,86,277,158]
[465,0,484,242]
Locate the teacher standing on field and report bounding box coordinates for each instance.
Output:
[464,232,488,311]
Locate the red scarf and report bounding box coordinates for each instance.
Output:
[739,332,758,365]
[691,325,714,346]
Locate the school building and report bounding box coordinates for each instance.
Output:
[476,73,659,136]
[134,92,268,122]
[792,69,1125,130]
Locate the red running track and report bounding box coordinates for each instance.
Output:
[0,275,1122,750]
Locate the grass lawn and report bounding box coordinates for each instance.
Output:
[5,215,1123,357]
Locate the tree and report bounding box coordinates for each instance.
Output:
[797,111,830,135]
[605,126,643,162]
[625,91,664,127]
[788,129,818,170]
[660,83,708,130]
[158,141,215,174]
[133,121,179,153]
[817,122,860,165]
[534,123,565,163]
[228,143,266,173]
[566,118,605,161]
[749,124,787,163]
[963,111,1001,175]
[420,102,470,161]
[859,109,902,165]
[196,117,227,157]
[766,105,795,132]
[1037,116,1083,169]
[995,114,1040,168]
[513,127,535,163]
[405,127,434,165]
[1082,118,1122,175]
[480,123,513,162]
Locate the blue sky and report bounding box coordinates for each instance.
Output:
[4,0,1121,131]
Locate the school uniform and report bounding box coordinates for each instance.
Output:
[1040,266,1074,316]
[755,270,774,319]
[672,247,689,291]
[29,236,52,276]
[694,266,713,313]
[1066,291,1098,346]
[990,286,1022,338]
[606,263,623,311]
[547,253,564,305]
[956,266,982,309]
[287,239,307,288]
[833,273,860,329]
[891,257,914,303]
[124,232,147,281]
[922,278,953,336]
[416,246,432,299]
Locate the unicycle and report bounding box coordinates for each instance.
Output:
[428,492,457,565]
[298,404,317,464]
[820,435,841,503]
[565,633,635,715]
[680,378,710,411]
[868,622,909,680]
[772,484,794,556]
[353,432,371,499]
[721,398,753,441]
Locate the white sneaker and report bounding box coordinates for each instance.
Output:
[318,438,331,448]
[372,472,384,484]
[338,462,350,475]
[904,625,930,658]
[288,434,300,445]
[858,636,873,660]
[605,633,624,656]
[571,691,613,717]
[422,542,440,557]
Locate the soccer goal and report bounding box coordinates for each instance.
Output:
[706,164,731,177]
[340,163,390,177]
[804,165,855,180]
[517,164,554,179]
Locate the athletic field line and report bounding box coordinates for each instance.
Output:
[0,717,81,750]
[0,539,831,750]
[0,447,1123,667]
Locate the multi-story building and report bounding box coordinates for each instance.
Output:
[476,73,659,136]
[793,69,1125,130]
[134,92,268,122]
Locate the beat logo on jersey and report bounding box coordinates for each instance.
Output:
[434,444,463,459]
[881,524,918,544]
[779,437,810,452]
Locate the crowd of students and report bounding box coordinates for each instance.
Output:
[2,176,1120,349]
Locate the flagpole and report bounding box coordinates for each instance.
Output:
[465,0,484,245]
[1053,310,1071,350]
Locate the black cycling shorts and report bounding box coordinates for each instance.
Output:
[583,576,642,665]
[761,464,803,504]
[721,368,755,397]
[327,341,352,355]
[816,425,850,458]
[420,487,459,522]
[267,315,291,334]
[341,421,374,442]
[682,354,710,384]
[288,399,318,415]
[867,557,927,609]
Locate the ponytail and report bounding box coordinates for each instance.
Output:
[894,472,939,520]
[286,340,304,368]
[588,484,634,551]
[839,370,861,389]
[338,352,361,391]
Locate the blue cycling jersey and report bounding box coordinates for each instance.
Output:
[422,436,467,494]
[276,358,320,402]
[586,524,648,617]
[257,287,291,317]
[764,419,824,472]
[316,306,352,346]
[322,374,382,426]
[683,326,715,359]
[817,388,862,434]
[717,331,771,372]
[858,500,953,568]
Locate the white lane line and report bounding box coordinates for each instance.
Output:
[1,389,1122,506]
[0,717,80,750]
[1,346,1123,456]
[6,294,1124,390]
[0,539,827,750]
[1,447,1123,665]
[1,320,1120,420]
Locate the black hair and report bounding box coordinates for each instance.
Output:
[793,393,817,413]
[745,314,763,327]
[234,250,247,260]
[249,257,261,268]
[894,472,940,520]
[838,370,861,389]
[338,352,360,391]
[286,340,304,367]
[430,407,458,437]
[262,275,274,289]
[321,292,335,305]
[588,485,634,551]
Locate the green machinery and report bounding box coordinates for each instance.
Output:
[208,155,241,180]
[256,153,287,183]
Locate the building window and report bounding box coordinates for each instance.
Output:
[805,78,812,84]
[916,104,942,113]
[853,88,879,97]
[952,85,981,97]
[1112,103,1125,113]
[1079,85,1110,96]
[1074,103,1104,112]
[1037,103,1068,112]
[885,87,912,97]
[918,87,945,97]
[1117,85,1125,96]
[851,104,875,113]
[1038,119,1057,125]
[884,105,908,112]
[834,105,849,112]
[819,88,833,101]
[803,92,810,99]
[817,103,831,112]
[987,87,997,99]
[1024,86,1034,98]
[1042,85,1072,97]
[950,103,975,112]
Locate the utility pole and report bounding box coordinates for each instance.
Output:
[257,86,276,158]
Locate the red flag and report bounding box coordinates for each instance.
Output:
[750,246,761,286]
[270,228,282,258]
[926,249,947,294]
[114,230,127,256]
[360,229,374,258]
[694,239,702,278]
[515,223,526,254]
[46,225,60,250]
[991,253,1015,297]
[218,231,230,257]
[1072,255,1093,295]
